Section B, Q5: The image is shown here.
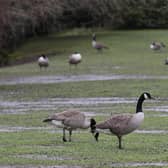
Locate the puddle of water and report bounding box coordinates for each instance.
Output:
[0,97,163,116]
[17,154,72,161]
[46,97,137,105]
[111,162,168,167]
[1,162,168,168]
[0,165,81,168]
[135,130,168,134]
[0,97,136,114]
[0,126,51,132]
[147,106,168,113]
[148,114,168,117]
[0,125,167,135]
[1,74,168,85]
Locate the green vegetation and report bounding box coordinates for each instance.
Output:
[1,29,168,77]
[0,30,168,167]
[0,79,168,101]
[0,132,168,166]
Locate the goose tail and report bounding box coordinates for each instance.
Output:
[43,118,52,122]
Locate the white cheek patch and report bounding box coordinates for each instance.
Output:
[144,93,148,99]
[150,44,155,49]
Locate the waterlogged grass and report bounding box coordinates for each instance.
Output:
[0,79,168,101]
[0,110,168,130]
[0,29,168,167]
[0,131,168,166]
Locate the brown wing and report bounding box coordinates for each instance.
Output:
[96,43,108,49]
[63,113,86,128]
[96,114,133,134]
[50,110,81,121]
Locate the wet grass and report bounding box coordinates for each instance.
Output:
[0,29,168,167]
[0,79,168,101]
[0,29,168,78]
[0,105,168,130]
[0,131,168,167]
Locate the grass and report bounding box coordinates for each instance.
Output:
[0,29,168,167]
[0,79,168,101]
[1,29,168,77]
[0,132,168,166]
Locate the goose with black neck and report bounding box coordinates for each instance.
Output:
[90,92,155,149]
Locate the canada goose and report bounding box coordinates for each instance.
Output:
[38,54,49,70]
[92,33,108,51]
[43,110,90,142]
[150,42,165,51]
[90,92,154,149]
[69,52,82,68]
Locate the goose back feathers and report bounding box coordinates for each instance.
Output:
[69,52,82,66]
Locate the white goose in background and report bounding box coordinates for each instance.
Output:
[38,54,49,70]
[43,110,90,142]
[90,92,154,149]
[68,52,82,68]
[150,41,166,51]
[92,33,108,51]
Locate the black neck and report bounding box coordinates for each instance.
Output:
[136,94,145,113]
[92,36,96,41]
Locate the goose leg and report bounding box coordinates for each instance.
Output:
[75,64,78,70]
[69,64,71,72]
[118,136,123,149]
[62,128,67,142]
[69,130,72,142]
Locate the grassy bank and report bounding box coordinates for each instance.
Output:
[1,29,168,77]
[0,29,168,167]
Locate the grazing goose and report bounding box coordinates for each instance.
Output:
[69,52,82,68]
[150,42,165,51]
[43,110,90,142]
[38,54,49,70]
[92,33,108,51]
[90,92,154,149]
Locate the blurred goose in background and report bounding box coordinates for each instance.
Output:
[92,33,108,51]
[43,110,90,142]
[165,57,168,65]
[150,41,165,51]
[90,92,154,149]
[69,52,82,68]
[38,54,49,70]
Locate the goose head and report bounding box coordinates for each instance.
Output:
[41,54,46,58]
[143,92,154,100]
[136,92,154,113]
